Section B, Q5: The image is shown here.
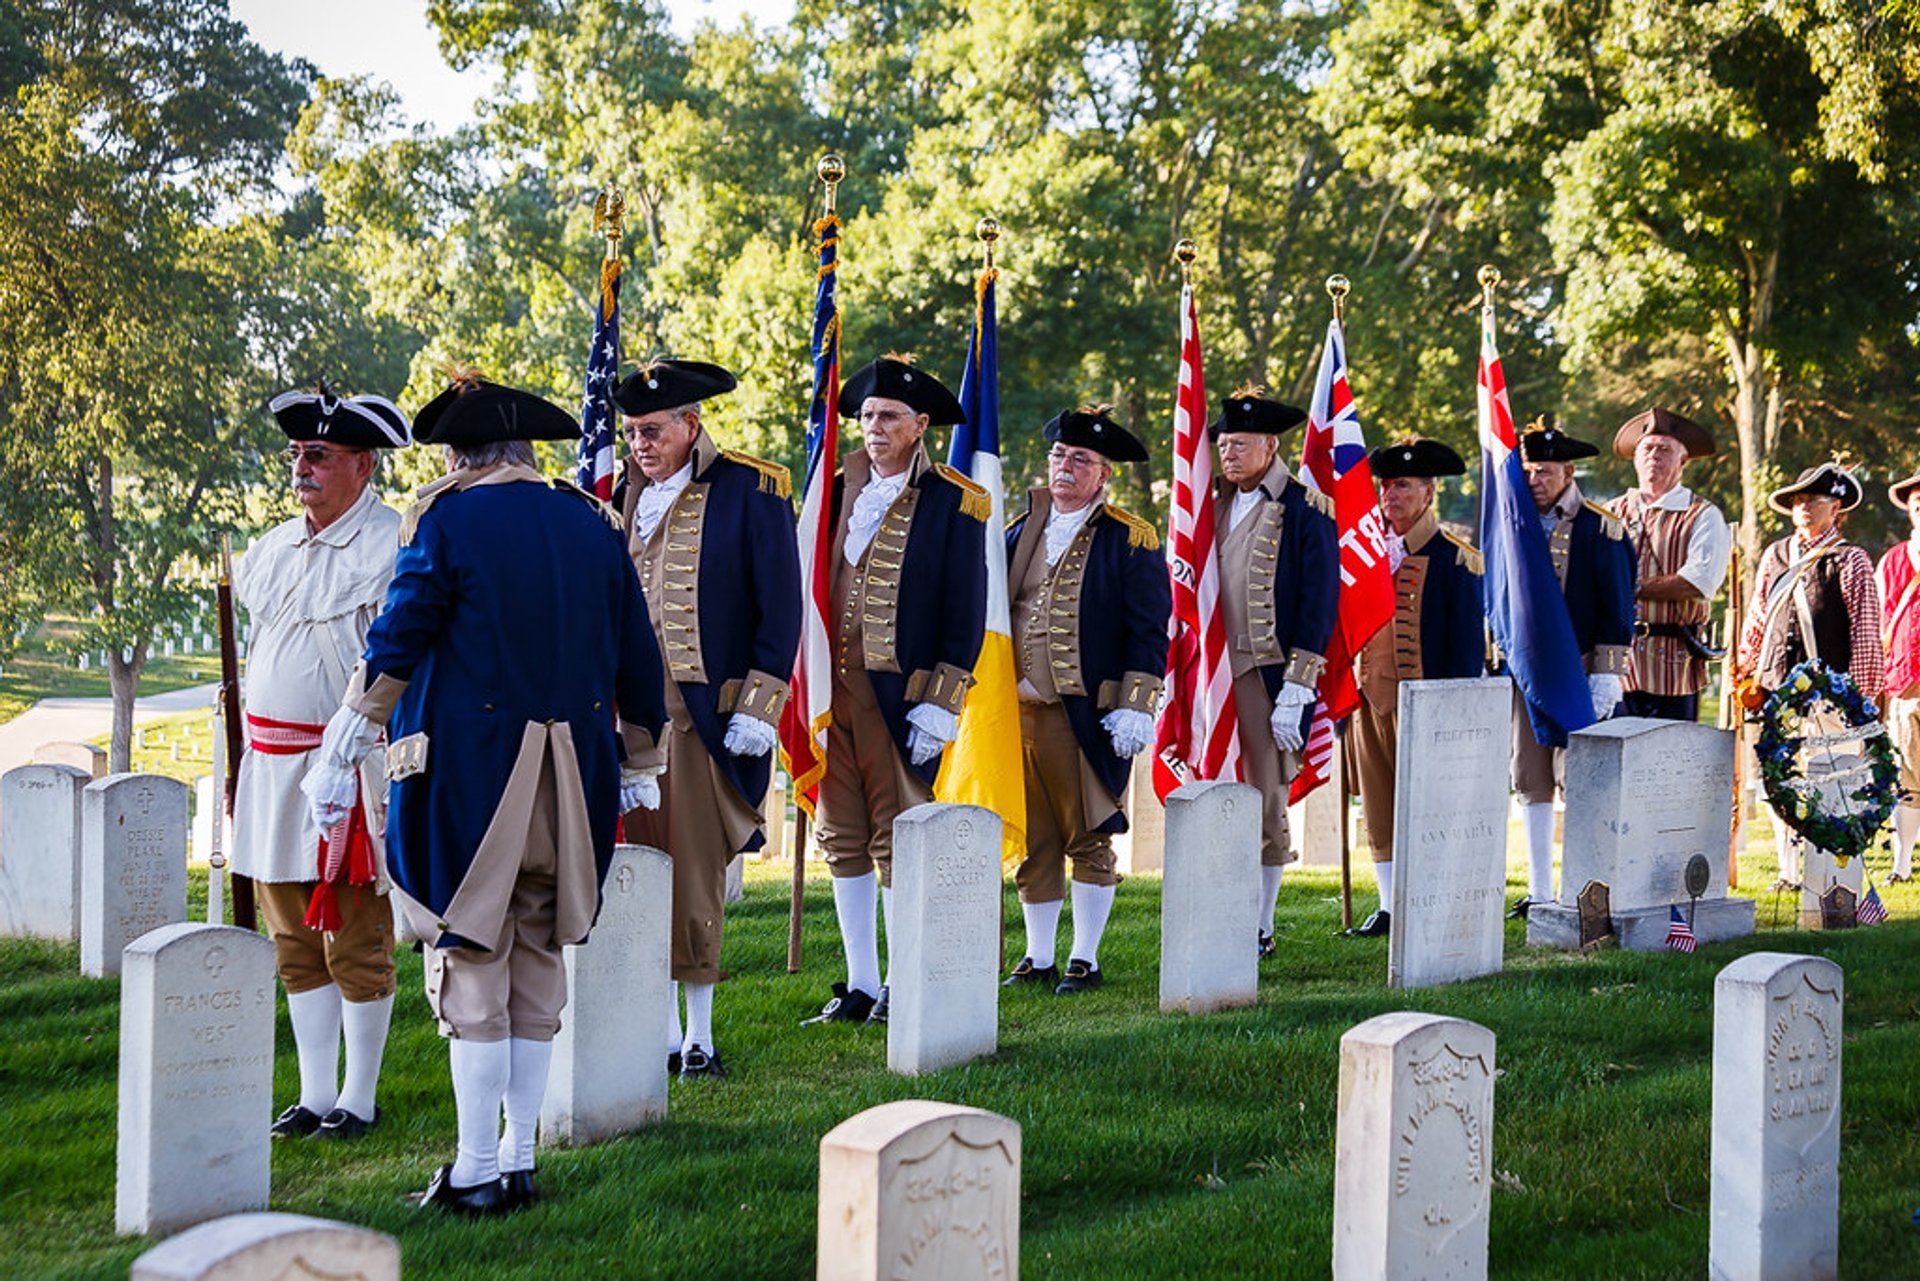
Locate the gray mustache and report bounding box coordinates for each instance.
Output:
[294,479,322,493]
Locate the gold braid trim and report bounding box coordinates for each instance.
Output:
[1442,529,1484,576]
[1101,502,1161,551]
[933,463,991,522]
[1300,485,1335,519]
[1583,499,1625,540]
[723,449,792,499]
[398,474,462,547]
[551,477,624,531]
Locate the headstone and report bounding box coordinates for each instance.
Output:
[761,778,787,863]
[1332,1011,1495,1281]
[1159,780,1260,1014]
[189,775,216,867]
[1799,843,1863,930]
[116,922,276,1236]
[887,803,1001,1075]
[131,1213,398,1281]
[1710,952,1843,1280]
[1290,743,1346,867]
[724,853,744,904]
[81,774,189,978]
[1576,881,1613,950]
[1529,718,1755,950]
[817,1100,1020,1281]
[541,844,673,1146]
[1388,677,1511,989]
[34,740,108,779]
[0,763,90,939]
[1114,751,1166,875]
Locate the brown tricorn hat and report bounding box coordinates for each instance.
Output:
[1889,471,1920,507]
[1612,408,1716,460]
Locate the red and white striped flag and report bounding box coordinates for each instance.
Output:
[1665,905,1697,953]
[1154,280,1241,799]
[1291,317,1393,802]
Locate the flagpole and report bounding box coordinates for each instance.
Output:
[1327,271,1357,933]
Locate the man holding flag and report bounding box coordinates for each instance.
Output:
[1002,407,1169,995]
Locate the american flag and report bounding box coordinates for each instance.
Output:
[1154,279,1241,799]
[777,210,840,812]
[576,255,622,500]
[1291,317,1393,803]
[1666,904,1697,953]
[1858,881,1888,925]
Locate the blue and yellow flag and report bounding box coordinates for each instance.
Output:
[935,266,1026,868]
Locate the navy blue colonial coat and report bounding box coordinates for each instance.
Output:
[1543,482,1637,679]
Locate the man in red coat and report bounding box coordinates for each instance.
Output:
[1878,469,1920,881]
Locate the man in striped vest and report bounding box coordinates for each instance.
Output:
[1610,409,1731,723]
[1877,469,1920,881]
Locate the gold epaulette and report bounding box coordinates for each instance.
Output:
[398,473,462,547]
[1299,484,1335,519]
[1102,503,1161,551]
[1584,500,1625,540]
[724,449,792,500]
[1442,529,1484,576]
[933,463,991,522]
[550,476,624,532]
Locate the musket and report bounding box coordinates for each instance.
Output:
[216,534,257,930]
[1723,545,1745,888]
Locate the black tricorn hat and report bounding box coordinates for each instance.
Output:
[837,357,966,427]
[1370,438,1467,480]
[1518,415,1599,463]
[1044,406,1149,464]
[612,360,737,416]
[1769,462,1862,514]
[1887,471,1920,507]
[1209,394,1307,438]
[269,389,411,449]
[1613,407,1716,460]
[413,375,579,446]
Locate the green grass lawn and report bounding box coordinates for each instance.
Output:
[3,848,1918,1279]
[1,617,222,725]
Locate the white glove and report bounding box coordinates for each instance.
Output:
[620,765,663,812]
[319,706,381,769]
[301,762,358,834]
[1588,672,1625,720]
[722,713,779,758]
[1101,708,1155,758]
[1269,681,1315,752]
[904,702,958,767]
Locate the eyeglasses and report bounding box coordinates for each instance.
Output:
[283,446,343,465]
[1216,439,1265,455]
[624,424,670,443]
[1048,447,1106,470]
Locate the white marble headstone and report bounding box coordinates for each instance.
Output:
[116,923,276,1236]
[82,774,189,978]
[0,763,90,939]
[817,1100,1020,1281]
[888,803,1001,1076]
[1562,718,1735,910]
[1159,780,1261,1013]
[131,1212,398,1281]
[1114,751,1166,875]
[542,844,672,1146]
[34,740,108,778]
[1333,1011,1495,1281]
[1291,743,1346,867]
[1710,952,1843,1281]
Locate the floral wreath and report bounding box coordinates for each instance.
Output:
[1752,660,1898,865]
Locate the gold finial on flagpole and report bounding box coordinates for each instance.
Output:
[1326,273,1350,323]
[818,153,846,217]
[1174,238,1198,284]
[976,217,1000,270]
[592,183,625,262]
[1477,263,1501,313]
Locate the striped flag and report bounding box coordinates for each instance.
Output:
[1477,305,1594,747]
[576,254,622,499]
[778,210,841,813]
[1291,317,1393,803]
[935,265,1026,867]
[1154,280,1241,799]
[1666,904,1697,953]
[1858,881,1888,925]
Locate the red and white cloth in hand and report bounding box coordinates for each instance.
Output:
[280,708,382,930]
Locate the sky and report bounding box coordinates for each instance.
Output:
[229,0,796,134]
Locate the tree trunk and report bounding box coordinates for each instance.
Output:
[106,644,145,773]
[1723,323,1765,604]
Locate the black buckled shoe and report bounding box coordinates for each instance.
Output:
[1506,896,1534,921]
[271,1104,324,1139]
[418,1163,510,1216]
[1054,959,1103,996]
[1004,957,1061,987]
[1257,932,1275,958]
[311,1107,377,1142]
[1347,909,1391,938]
[866,985,890,1025]
[667,1050,682,1075]
[680,1046,728,1079]
[501,1169,539,1210]
[802,982,877,1025]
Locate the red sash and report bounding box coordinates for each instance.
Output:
[245,711,377,931]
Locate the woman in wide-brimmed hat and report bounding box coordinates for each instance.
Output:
[1876,467,1920,881]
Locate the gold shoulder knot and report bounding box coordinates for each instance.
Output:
[932,463,991,522]
[1583,500,1625,540]
[1442,529,1484,576]
[724,449,792,500]
[398,473,461,547]
[550,477,624,532]
[1299,484,1335,519]
[1102,503,1161,551]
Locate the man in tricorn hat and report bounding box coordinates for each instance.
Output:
[1509,417,1636,919]
[1343,438,1486,938]
[807,356,987,1027]
[612,359,800,1076]
[1212,387,1338,951]
[305,372,666,1214]
[1609,408,1732,722]
[1737,460,1883,890]
[1001,406,1170,995]
[1878,468,1920,882]
[236,387,410,1144]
